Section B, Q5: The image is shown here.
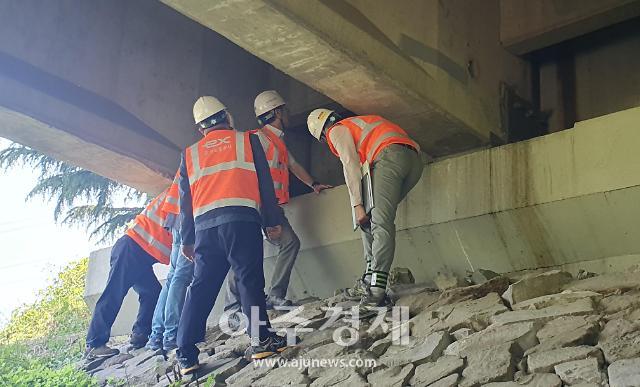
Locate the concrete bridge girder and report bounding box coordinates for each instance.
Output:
[161,0,533,157]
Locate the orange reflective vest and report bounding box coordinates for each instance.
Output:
[162,170,180,215]
[254,126,289,205]
[326,115,419,165]
[185,130,261,217]
[125,191,173,264]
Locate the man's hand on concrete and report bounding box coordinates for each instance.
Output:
[181,244,195,262]
[266,225,282,241]
[354,204,370,226]
[312,182,333,194]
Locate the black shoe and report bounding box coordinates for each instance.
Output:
[85,345,119,360]
[249,335,294,360]
[129,333,148,349]
[178,358,200,376]
[265,295,294,310]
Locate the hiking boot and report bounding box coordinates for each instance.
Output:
[85,345,119,360]
[358,288,392,319]
[146,336,163,351]
[341,278,370,301]
[265,295,293,310]
[129,333,148,350]
[178,358,200,376]
[248,335,293,360]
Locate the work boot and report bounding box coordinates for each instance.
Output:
[247,335,294,360]
[129,333,149,350]
[358,288,391,319]
[265,295,293,310]
[341,278,370,301]
[85,345,119,360]
[178,358,200,376]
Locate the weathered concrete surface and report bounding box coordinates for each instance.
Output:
[500,0,640,54]
[554,357,606,385]
[162,0,532,156]
[0,0,328,193]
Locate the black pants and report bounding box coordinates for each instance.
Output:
[86,235,161,348]
[177,221,271,362]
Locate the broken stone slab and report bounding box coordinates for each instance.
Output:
[502,270,573,307]
[490,298,595,327]
[608,358,640,387]
[483,373,562,386]
[222,334,251,355]
[460,342,515,387]
[468,268,501,285]
[563,272,640,294]
[434,272,464,291]
[253,365,311,386]
[310,367,369,387]
[99,353,134,368]
[298,328,336,350]
[368,334,392,357]
[445,321,539,358]
[410,311,441,337]
[436,292,509,331]
[597,318,640,363]
[306,349,376,379]
[527,345,603,373]
[451,327,473,341]
[367,363,414,387]
[389,267,415,286]
[302,342,349,363]
[186,357,247,384]
[395,290,440,317]
[511,290,602,311]
[526,315,599,354]
[438,276,511,306]
[600,291,640,316]
[427,373,459,387]
[409,356,464,386]
[554,357,605,385]
[379,331,451,367]
[92,365,129,383]
[226,361,277,385]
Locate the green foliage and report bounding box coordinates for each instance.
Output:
[0,142,146,242]
[0,259,96,385]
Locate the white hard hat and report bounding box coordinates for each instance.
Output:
[307,108,335,140]
[254,90,285,118]
[193,96,226,124]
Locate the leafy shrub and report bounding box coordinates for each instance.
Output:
[0,259,95,385]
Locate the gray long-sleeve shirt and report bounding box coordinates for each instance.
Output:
[179,130,282,246]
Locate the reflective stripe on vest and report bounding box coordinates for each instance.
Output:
[256,126,289,204]
[126,191,172,264]
[162,170,180,215]
[186,130,261,218]
[187,133,256,186]
[327,115,419,165]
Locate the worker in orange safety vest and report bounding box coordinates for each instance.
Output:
[307,109,424,314]
[85,191,172,359]
[222,90,331,325]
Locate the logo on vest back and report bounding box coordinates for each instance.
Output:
[204,136,232,149]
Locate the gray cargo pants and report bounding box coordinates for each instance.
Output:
[223,207,300,311]
[361,144,423,290]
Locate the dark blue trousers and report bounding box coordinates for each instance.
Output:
[86,235,161,348]
[177,221,271,362]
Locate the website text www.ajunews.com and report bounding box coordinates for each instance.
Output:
[253,356,378,371]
